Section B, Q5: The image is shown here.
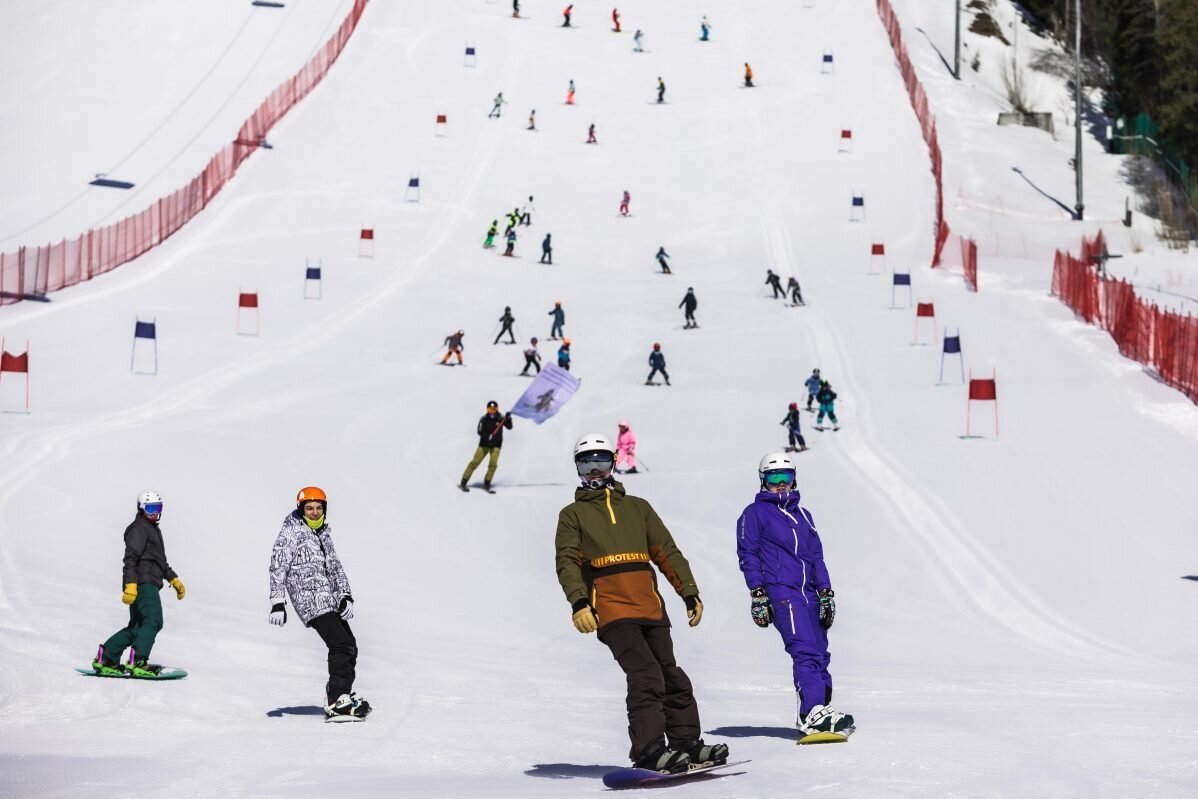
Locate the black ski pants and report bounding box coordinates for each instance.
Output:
[522,354,541,375]
[495,324,515,344]
[310,611,357,704]
[770,281,785,298]
[647,367,669,384]
[601,623,701,760]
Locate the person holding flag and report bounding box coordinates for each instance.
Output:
[459,401,514,493]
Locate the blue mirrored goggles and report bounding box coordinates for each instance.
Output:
[762,470,796,486]
[142,502,164,516]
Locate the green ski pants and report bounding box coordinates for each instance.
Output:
[462,446,501,485]
[103,584,164,663]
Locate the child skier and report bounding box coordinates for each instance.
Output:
[521,196,534,225]
[541,233,553,264]
[804,368,822,411]
[548,301,565,339]
[587,123,597,144]
[679,287,698,328]
[615,420,638,474]
[521,337,542,375]
[483,220,498,249]
[441,329,465,365]
[744,63,754,87]
[815,381,839,430]
[647,342,670,385]
[503,228,518,257]
[656,77,666,103]
[633,29,644,52]
[788,276,805,306]
[619,190,631,216]
[556,433,728,773]
[562,4,572,26]
[736,452,854,739]
[494,306,517,345]
[460,401,514,492]
[699,16,711,41]
[269,486,370,721]
[612,7,621,32]
[656,246,671,274]
[528,109,537,130]
[91,491,186,677]
[567,79,576,105]
[780,403,808,453]
[557,339,572,370]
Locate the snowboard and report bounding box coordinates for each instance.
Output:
[813,426,840,432]
[602,760,750,790]
[76,666,187,680]
[798,730,853,745]
[326,703,372,724]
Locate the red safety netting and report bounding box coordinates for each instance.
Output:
[1052,230,1198,403]
[876,0,950,268]
[0,0,370,306]
[962,236,978,292]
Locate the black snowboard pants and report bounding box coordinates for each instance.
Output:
[310,611,357,704]
[600,623,701,761]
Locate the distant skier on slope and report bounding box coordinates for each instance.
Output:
[562,4,572,26]
[633,29,644,52]
[521,195,534,226]
[679,287,698,328]
[548,301,565,339]
[647,342,670,385]
[744,63,754,88]
[483,220,498,249]
[620,189,631,216]
[495,306,517,345]
[804,368,822,411]
[90,491,186,678]
[269,486,371,722]
[815,381,839,430]
[541,233,553,264]
[699,16,711,41]
[556,433,729,773]
[441,329,465,366]
[615,420,638,474]
[656,246,672,274]
[587,123,597,144]
[521,337,542,375]
[488,92,508,118]
[787,276,805,306]
[765,269,785,299]
[503,227,518,257]
[780,403,808,452]
[557,338,572,370]
[736,453,854,739]
[656,77,666,103]
[612,7,621,32]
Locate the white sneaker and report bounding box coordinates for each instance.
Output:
[798,703,855,735]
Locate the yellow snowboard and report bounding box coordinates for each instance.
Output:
[798,731,852,745]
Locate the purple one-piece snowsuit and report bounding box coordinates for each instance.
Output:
[736,489,833,717]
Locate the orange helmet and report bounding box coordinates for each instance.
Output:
[296,486,327,514]
[563,338,572,345]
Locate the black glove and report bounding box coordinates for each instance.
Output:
[818,588,836,629]
[269,602,287,626]
[750,587,774,628]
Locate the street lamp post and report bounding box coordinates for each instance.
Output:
[1074,0,1085,220]
[954,0,962,80]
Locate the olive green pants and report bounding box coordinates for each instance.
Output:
[102,584,164,663]
[461,446,501,485]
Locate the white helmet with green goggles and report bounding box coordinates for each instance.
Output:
[758,451,797,490]
[573,433,617,489]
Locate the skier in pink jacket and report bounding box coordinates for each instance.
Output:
[615,421,638,474]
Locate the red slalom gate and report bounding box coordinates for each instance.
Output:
[0,337,30,411]
[965,370,998,437]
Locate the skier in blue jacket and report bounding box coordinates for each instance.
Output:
[736,452,854,738]
[803,368,822,411]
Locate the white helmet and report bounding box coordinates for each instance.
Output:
[137,490,163,518]
[758,451,797,489]
[573,432,616,459]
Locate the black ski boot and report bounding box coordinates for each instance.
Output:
[674,738,729,767]
[633,740,690,774]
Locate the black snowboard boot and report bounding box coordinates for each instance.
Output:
[634,740,690,774]
[674,738,729,767]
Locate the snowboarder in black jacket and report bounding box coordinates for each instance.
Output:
[92,492,185,677]
[495,307,517,344]
[679,288,698,328]
[787,276,805,306]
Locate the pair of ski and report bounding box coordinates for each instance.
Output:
[605,731,850,789]
[814,425,840,432]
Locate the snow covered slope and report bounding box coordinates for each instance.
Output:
[1,1,1196,796]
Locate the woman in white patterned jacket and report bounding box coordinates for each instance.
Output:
[268,486,371,722]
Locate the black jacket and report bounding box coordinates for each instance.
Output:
[498,311,515,327]
[649,351,666,368]
[121,514,178,587]
[781,409,800,429]
[477,411,514,448]
[679,293,697,312]
[816,385,837,404]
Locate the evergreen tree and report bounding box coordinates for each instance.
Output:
[1156,0,1198,166]
[1103,0,1161,118]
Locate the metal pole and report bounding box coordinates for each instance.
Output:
[1074,0,1085,220]
[954,0,962,79]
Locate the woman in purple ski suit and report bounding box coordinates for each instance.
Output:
[735,451,855,737]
